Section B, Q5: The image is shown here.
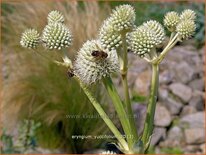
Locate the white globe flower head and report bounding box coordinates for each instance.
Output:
[109,4,136,32]
[180,9,196,21]
[127,26,159,58]
[99,18,122,51]
[74,40,119,85]
[176,19,196,40]
[20,29,40,49]
[142,20,165,46]
[42,23,72,50]
[164,11,180,32]
[47,10,64,24]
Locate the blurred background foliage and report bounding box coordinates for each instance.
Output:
[1,0,205,154]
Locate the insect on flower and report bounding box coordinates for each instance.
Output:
[91,50,108,59]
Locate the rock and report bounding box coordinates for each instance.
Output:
[181,105,197,116]
[174,61,195,83]
[132,104,147,135]
[185,128,205,144]
[200,143,206,153]
[164,97,183,115]
[184,145,202,153]
[189,95,204,111]
[127,71,138,87]
[151,127,166,145]
[154,104,172,127]
[169,83,192,103]
[158,86,168,100]
[134,70,151,96]
[159,126,184,147]
[180,112,205,128]
[168,126,183,141]
[189,78,205,91]
[159,70,174,84]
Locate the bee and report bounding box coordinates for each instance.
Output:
[91,50,108,59]
[67,69,74,78]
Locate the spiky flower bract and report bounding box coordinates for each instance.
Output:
[99,19,122,51]
[176,19,196,40]
[164,11,180,31]
[127,26,159,58]
[47,10,64,24]
[42,23,72,50]
[74,40,119,85]
[142,20,165,45]
[109,4,135,32]
[20,29,40,49]
[180,9,196,21]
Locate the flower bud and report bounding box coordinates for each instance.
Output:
[74,40,119,85]
[180,9,196,21]
[109,4,135,32]
[127,26,158,57]
[42,23,72,50]
[176,19,196,40]
[20,29,40,49]
[47,10,64,24]
[99,19,122,51]
[142,20,165,45]
[164,11,180,31]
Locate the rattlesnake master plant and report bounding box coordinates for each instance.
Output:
[42,23,72,50]
[74,40,119,85]
[20,5,196,154]
[47,10,64,24]
[20,29,40,49]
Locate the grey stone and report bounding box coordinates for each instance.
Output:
[189,78,205,91]
[158,86,168,100]
[134,70,151,96]
[189,95,204,111]
[132,104,147,135]
[164,97,183,115]
[180,112,205,128]
[169,83,192,103]
[185,128,205,144]
[184,145,202,154]
[160,126,184,147]
[174,61,195,83]
[181,105,197,116]
[151,127,166,146]
[154,104,172,127]
[159,70,174,84]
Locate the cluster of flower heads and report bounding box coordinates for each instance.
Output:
[74,40,119,85]
[99,5,135,51]
[164,9,196,40]
[101,150,117,154]
[20,10,72,50]
[127,20,165,57]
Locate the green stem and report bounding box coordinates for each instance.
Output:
[141,64,159,152]
[77,78,129,151]
[121,32,138,145]
[103,76,133,149]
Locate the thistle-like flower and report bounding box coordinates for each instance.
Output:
[176,19,196,40]
[99,19,122,51]
[20,29,40,49]
[127,26,159,58]
[109,4,135,32]
[74,40,119,85]
[42,23,72,50]
[142,20,165,45]
[47,10,64,24]
[164,11,180,31]
[180,9,196,21]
